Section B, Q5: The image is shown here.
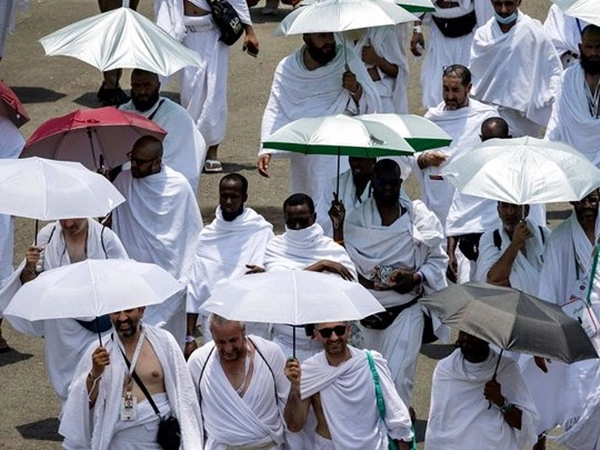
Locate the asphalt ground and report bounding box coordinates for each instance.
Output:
[0,1,568,448]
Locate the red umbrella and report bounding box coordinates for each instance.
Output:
[0,81,30,129]
[21,107,167,170]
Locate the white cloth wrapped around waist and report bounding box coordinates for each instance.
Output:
[110,393,171,449]
[184,13,216,32]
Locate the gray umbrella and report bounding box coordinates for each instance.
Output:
[420,281,598,364]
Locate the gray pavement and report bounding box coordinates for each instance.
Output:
[0,0,567,448]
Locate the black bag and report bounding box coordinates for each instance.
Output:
[119,347,181,450]
[432,10,477,38]
[156,416,181,450]
[360,297,420,330]
[207,0,244,46]
[457,232,483,262]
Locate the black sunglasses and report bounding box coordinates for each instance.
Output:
[317,325,347,339]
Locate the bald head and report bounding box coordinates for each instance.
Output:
[133,135,163,158]
[130,135,163,178]
[480,117,510,142]
[581,24,600,41]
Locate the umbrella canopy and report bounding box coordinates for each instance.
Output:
[441,136,600,204]
[21,106,166,170]
[300,0,435,13]
[420,282,598,364]
[3,259,183,322]
[552,0,600,27]
[262,113,451,157]
[0,81,30,128]
[39,7,204,77]
[274,0,418,36]
[201,270,385,325]
[0,157,125,220]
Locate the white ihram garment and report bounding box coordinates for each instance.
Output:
[301,346,413,449]
[59,325,203,450]
[538,214,600,431]
[188,336,289,449]
[263,223,357,362]
[470,12,563,137]
[120,96,207,192]
[546,65,600,167]
[417,99,497,227]
[0,220,128,406]
[425,349,539,450]
[344,196,448,404]
[259,44,382,201]
[112,166,203,345]
[185,207,273,339]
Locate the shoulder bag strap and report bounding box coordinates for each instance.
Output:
[118,346,162,419]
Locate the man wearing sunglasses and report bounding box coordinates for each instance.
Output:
[112,135,203,346]
[343,159,448,410]
[538,189,600,445]
[248,193,356,362]
[284,321,413,449]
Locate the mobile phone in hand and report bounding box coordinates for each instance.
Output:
[246,47,259,58]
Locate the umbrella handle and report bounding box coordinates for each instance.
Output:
[336,146,340,198]
[96,316,103,347]
[34,220,39,245]
[292,326,296,359]
[487,348,504,409]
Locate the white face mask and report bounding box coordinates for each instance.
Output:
[495,10,518,25]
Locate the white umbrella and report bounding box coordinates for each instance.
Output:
[202,270,384,324]
[300,0,435,13]
[4,259,183,342]
[274,0,418,36]
[552,0,600,27]
[39,7,204,77]
[0,157,125,220]
[441,137,600,204]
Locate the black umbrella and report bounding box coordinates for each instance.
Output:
[420,281,598,366]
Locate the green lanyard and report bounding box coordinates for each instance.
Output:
[587,245,600,304]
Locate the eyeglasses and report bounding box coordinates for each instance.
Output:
[316,325,347,339]
[285,216,313,229]
[126,151,156,165]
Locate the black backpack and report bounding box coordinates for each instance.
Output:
[207,0,244,46]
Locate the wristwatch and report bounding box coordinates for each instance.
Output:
[498,399,513,415]
[185,335,196,344]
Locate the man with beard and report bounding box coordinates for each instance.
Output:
[546,25,600,168]
[184,174,274,358]
[284,321,413,449]
[342,159,448,408]
[120,69,206,192]
[60,307,203,449]
[425,331,539,449]
[469,0,562,138]
[257,32,381,208]
[0,218,128,408]
[538,189,600,437]
[188,316,289,449]
[112,136,203,346]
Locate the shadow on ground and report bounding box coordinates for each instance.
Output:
[11,86,66,104]
[0,348,33,368]
[16,417,62,442]
[420,343,455,361]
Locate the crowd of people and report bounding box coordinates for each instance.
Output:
[1,0,600,449]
